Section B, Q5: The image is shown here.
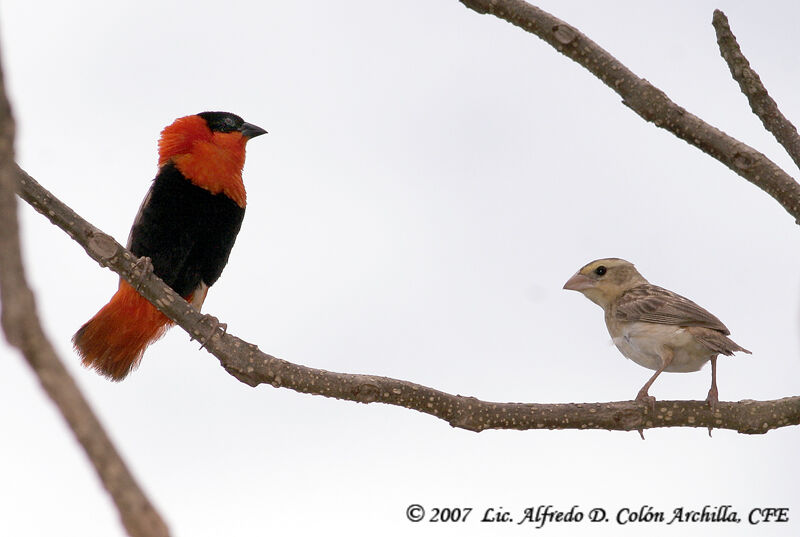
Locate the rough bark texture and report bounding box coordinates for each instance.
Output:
[459,0,800,223]
[14,169,800,434]
[712,9,800,171]
[0,54,170,537]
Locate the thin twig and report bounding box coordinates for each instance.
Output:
[0,54,170,537]
[14,169,800,434]
[459,0,800,223]
[712,9,800,171]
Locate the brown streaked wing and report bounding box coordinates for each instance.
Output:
[613,284,730,334]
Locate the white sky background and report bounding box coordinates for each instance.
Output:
[1,0,799,535]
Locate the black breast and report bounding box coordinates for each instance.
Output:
[128,163,245,298]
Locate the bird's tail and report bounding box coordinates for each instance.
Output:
[691,327,752,356]
[73,280,171,380]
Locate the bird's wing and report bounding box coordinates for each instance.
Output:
[127,165,203,296]
[613,284,730,334]
[126,186,153,249]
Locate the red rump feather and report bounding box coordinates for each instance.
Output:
[73,281,171,381]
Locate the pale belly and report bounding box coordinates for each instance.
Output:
[609,322,714,373]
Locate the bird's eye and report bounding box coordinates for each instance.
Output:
[594,266,607,276]
[224,117,236,128]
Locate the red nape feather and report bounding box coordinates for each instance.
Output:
[73,281,172,381]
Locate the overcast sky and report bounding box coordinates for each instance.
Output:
[1,1,799,536]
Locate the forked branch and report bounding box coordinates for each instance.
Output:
[712,9,800,171]
[459,0,800,223]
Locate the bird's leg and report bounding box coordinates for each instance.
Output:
[635,347,673,411]
[704,356,720,437]
[706,356,719,410]
[186,283,223,349]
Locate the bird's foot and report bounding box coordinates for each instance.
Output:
[635,390,656,413]
[705,387,719,412]
[130,256,154,292]
[705,388,719,437]
[191,314,228,350]
[634,391,656,439]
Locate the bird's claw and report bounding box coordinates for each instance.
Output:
[191,314,227,350]
[130,256,154,292]
[634,391,655,439]
[705,388,719,437]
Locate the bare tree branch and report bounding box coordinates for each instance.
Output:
[13,169,800,434]
[712,9,800,171]
[5,6,798,535]
[459,0,800,223]
[0,52,170,537]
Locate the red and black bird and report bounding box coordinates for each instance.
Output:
[73,111,266,380]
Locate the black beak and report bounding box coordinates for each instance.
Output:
[240,122,267,139]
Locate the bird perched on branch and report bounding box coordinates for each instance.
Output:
[563,258,750,407]
[73,112,267,380]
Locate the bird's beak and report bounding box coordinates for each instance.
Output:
[563,272,595,291]
[240,122,268,139]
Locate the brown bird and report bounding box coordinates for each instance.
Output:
[563,258,750,407]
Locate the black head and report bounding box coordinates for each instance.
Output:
[197,111,245,133]
[197,111,267,138]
